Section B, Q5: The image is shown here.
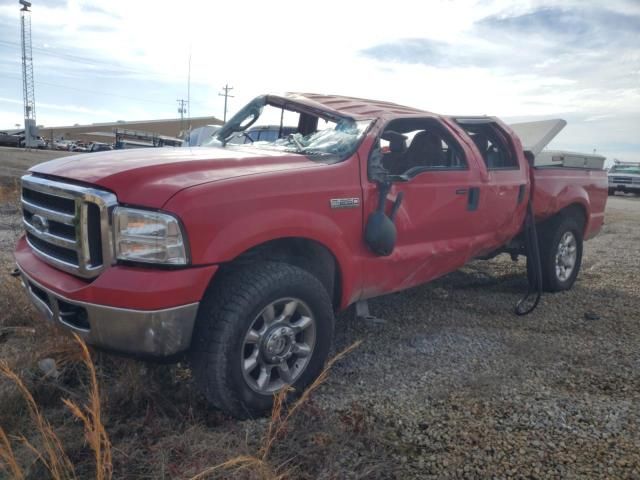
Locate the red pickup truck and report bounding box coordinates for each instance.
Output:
[14,93,607,417]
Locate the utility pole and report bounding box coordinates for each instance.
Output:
[19,0,37,148]
[218,84,234,123]
[187,51,191,130]
[177,98,188,135]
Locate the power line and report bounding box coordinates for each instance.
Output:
[1,40,212,115]
[0,39,147,75]
[2,72,177,106]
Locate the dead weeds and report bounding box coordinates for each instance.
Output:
[0,334,111,480]
[190,341,362,480]
[0,325,372,480]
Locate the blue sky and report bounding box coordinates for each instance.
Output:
[0,0,638,161]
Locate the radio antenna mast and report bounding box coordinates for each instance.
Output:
[20,0,37,147]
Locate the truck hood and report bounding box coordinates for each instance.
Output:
[30,146,320,208]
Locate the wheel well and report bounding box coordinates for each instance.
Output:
[217,238,341,309]
[557,203,587,233]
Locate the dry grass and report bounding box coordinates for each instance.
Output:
[0,360,76,479]
[0,277,32,331]
[190,340,362,480]
[0,320,367,480]
[0,182,19,204]
[62,337,112,480]
[0,426,24,480]
[0,334,111,480]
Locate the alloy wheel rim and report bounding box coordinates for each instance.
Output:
[241,297,316,394]
[555,231,577,282]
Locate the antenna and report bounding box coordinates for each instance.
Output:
[187,48,191,130]
[20,0,37,148]
[218,83,234,123]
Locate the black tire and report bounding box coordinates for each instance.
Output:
[529,215,583,292]
[608,188,616,196]
[189,261,334,418]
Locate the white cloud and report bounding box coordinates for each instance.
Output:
[0,0,638,160]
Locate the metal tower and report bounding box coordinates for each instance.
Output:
[20,0,36,145]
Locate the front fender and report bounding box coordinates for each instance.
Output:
[163,164,365,309]
[202,208,360,309]
[201,208,353,264]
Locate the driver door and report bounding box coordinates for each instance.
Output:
[359,119,484,297]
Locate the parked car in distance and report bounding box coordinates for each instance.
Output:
[88,142,113,152]
[69,142,88,152]
[0,131,24,147]
[15,135,47,149]
[34,136,47,149]
[53,140,72,150]
[608,162,640,195]
[182,126,221,147]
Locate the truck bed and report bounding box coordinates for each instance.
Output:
[532,166,608,240]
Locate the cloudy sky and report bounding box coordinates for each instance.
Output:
[0,0,638,161]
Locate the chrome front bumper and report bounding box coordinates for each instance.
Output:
[16,266,199,356]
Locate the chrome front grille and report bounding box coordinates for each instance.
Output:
[21,175,117,279]
[611,176,633,183]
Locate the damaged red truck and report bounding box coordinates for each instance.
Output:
[14,93,607,417]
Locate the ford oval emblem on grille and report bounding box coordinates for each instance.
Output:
[31,214,50,233]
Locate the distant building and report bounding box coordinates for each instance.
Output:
[37,116,223,146]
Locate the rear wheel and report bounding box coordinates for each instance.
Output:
[608,188,616,196]
[529,215,583,292]
[189,262,334,418]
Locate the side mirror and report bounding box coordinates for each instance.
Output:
[364,182,404,256]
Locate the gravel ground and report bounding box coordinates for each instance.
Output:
[0,150,639,478]
[321,194,640,478]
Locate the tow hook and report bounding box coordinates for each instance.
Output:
[9,267,20,278]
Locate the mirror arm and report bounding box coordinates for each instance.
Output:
[389,192,404,220]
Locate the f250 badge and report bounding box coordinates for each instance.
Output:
[330,198,360,209]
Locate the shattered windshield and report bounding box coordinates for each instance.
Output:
[205,96,371,162]
[265,120,371,157]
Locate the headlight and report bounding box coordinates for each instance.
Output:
[112,207,188,265]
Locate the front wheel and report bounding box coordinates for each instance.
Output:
[189,262,334,418]
[608,188,616,196]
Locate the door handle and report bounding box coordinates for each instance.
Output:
[517,184,526,204]
[455,188,468,195]
[467,187,480,211]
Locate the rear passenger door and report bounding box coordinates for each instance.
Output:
[456,120,528,251]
